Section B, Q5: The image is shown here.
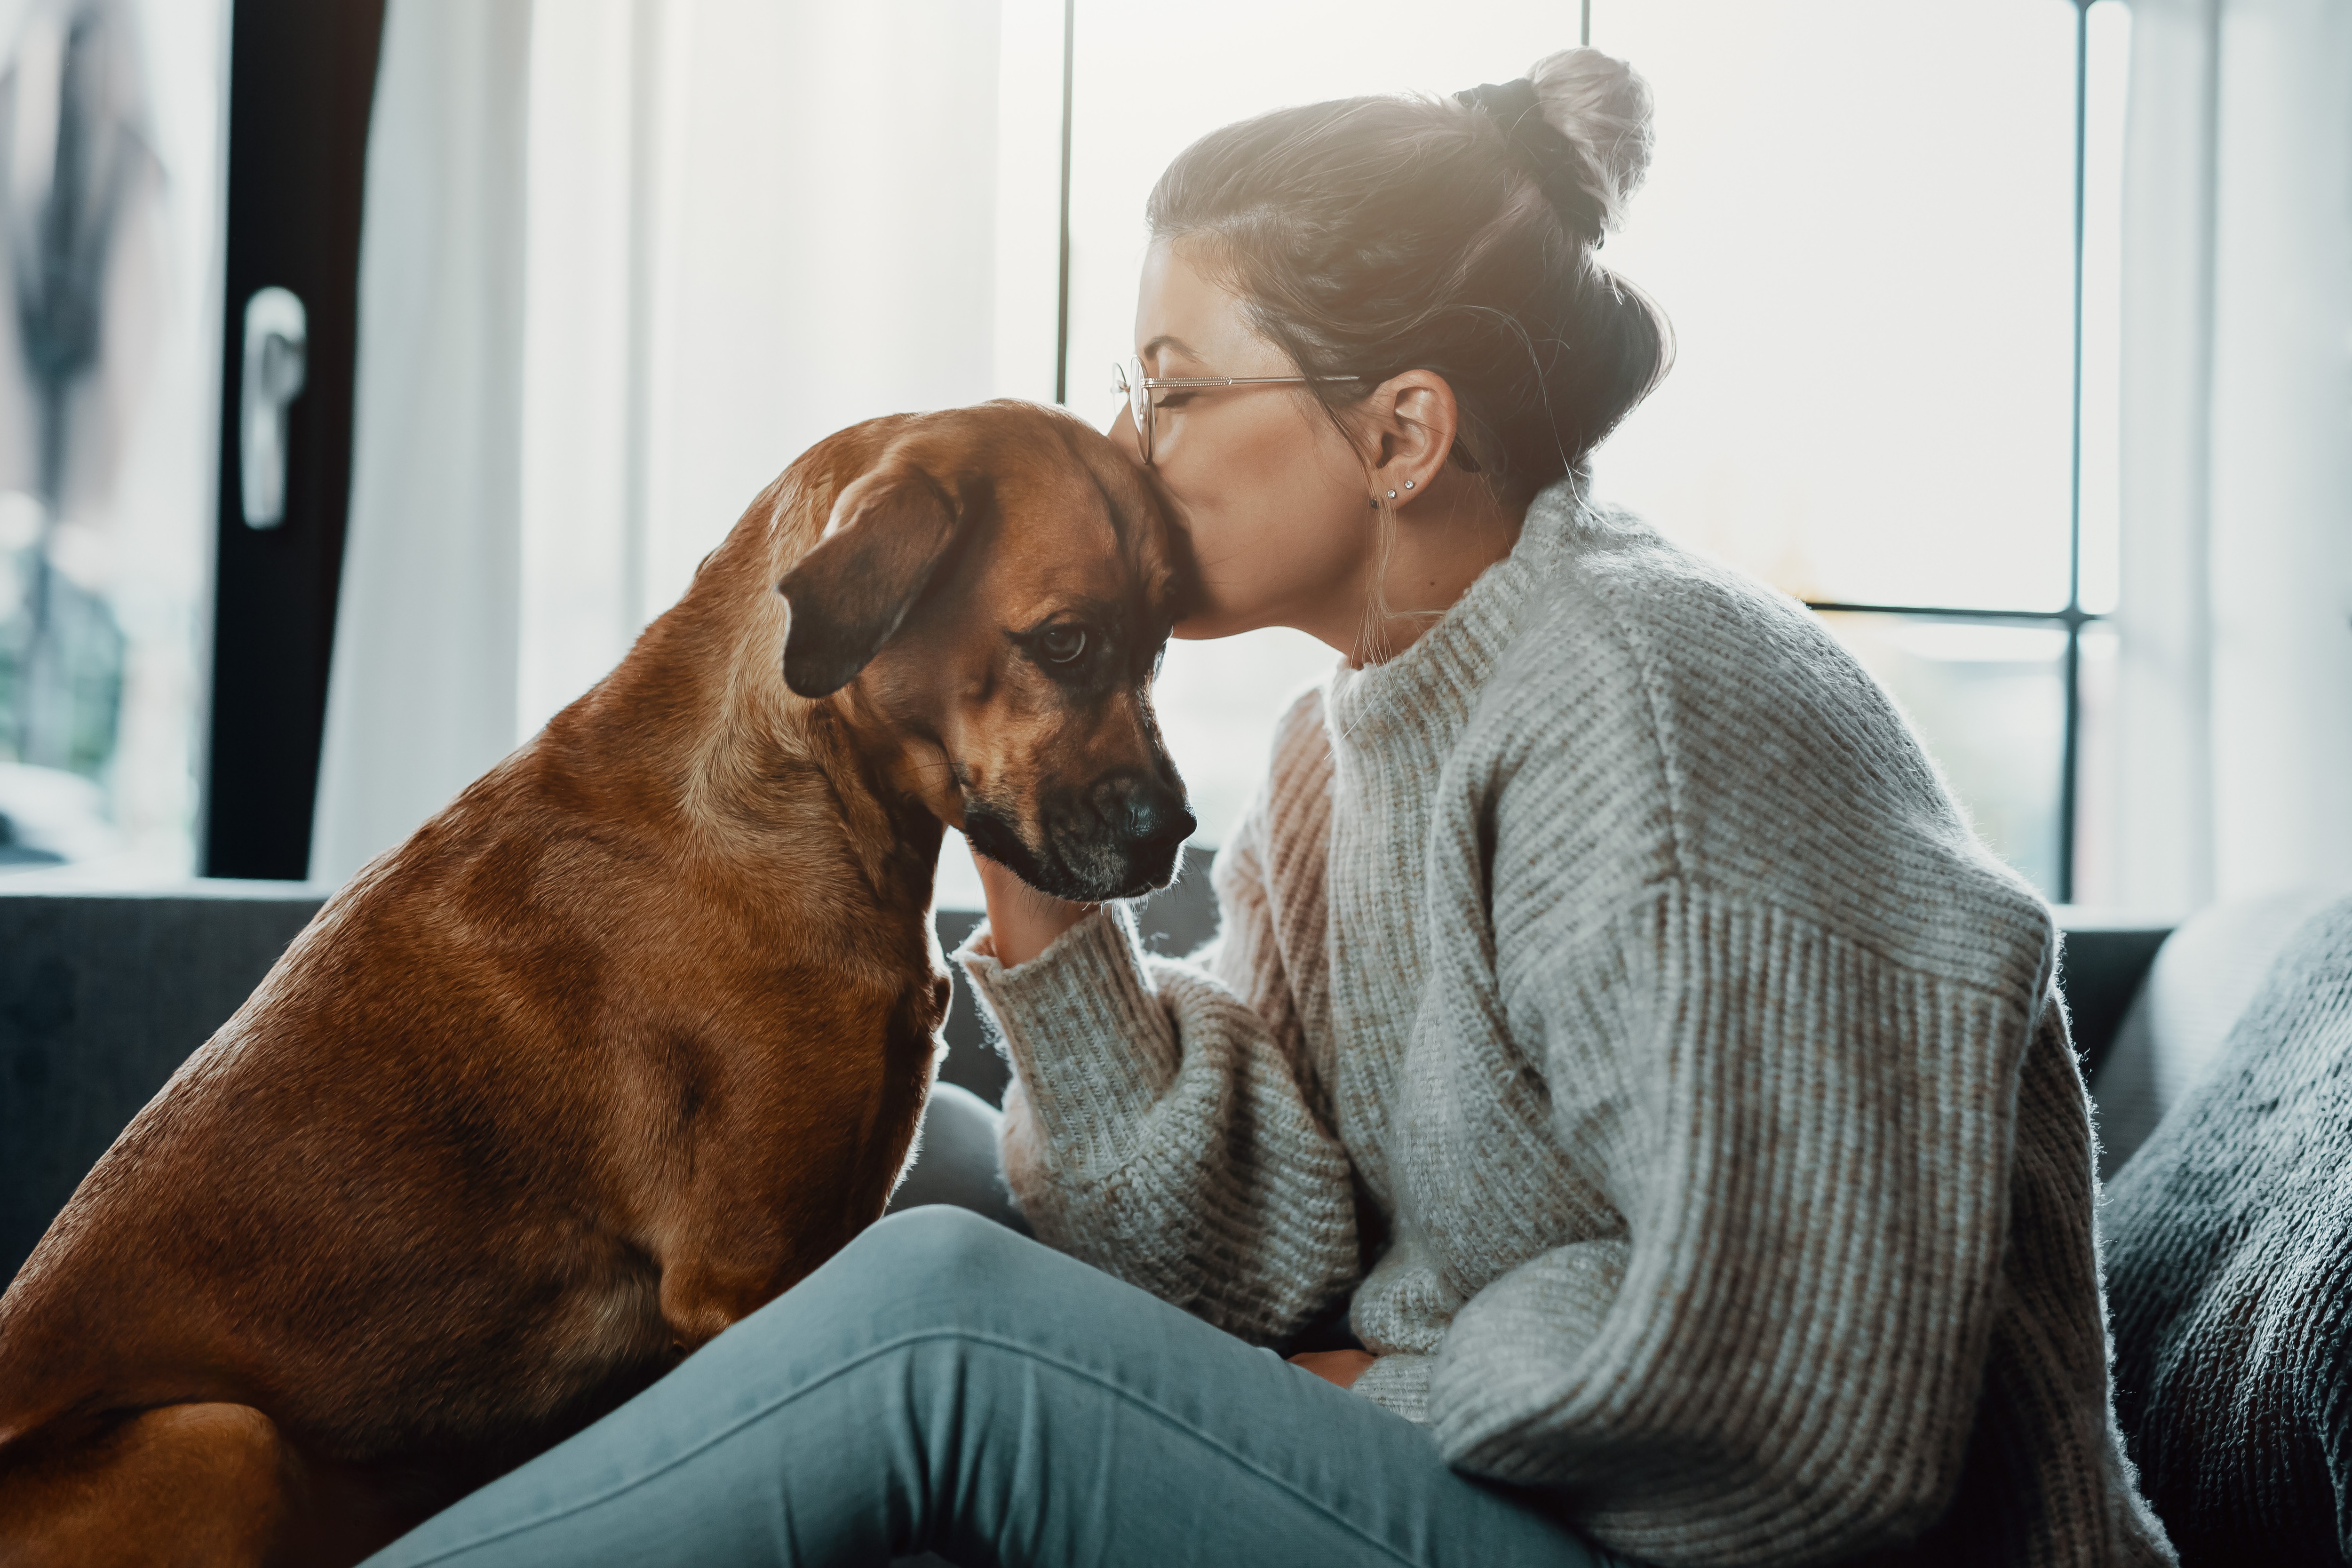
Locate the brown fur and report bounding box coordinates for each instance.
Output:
[0,403,1185,1565]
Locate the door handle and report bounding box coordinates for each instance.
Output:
[240,286,308,529]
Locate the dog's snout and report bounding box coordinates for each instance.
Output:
[1095,772,1195,850]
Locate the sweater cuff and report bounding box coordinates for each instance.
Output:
[1428,1238,1628,1478]
[1352,1353,1434,1425]
[955,903,1179,1167]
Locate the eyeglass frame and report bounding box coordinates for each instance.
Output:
[1112,354,1365,466]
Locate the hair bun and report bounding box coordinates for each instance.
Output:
[1526,47,1654,235]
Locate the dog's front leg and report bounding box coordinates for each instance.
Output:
[656,1260,777,1355]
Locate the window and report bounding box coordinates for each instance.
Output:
[1048,0,2130,904]
[0,0,229,878]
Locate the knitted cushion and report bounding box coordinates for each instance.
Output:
[2103,892,2352,1565]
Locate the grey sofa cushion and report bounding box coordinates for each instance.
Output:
[2101,892,2352,1565]
[0,881,328,1280]
[2090,884,2352,1179]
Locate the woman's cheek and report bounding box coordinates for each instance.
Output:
[1185,513,1254,607]
[1177,510,1284,631]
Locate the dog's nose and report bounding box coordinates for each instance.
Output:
[1095,772,1196,850]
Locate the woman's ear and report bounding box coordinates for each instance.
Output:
[1366,370,1461,496]
[776,464,961,698]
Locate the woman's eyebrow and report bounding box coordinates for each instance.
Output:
[1140,334,1199,362]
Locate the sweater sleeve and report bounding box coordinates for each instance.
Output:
[956,709,1360,1347]
[1425,881,2042,1568]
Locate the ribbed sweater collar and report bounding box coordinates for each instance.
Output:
[1322,476,1583,767]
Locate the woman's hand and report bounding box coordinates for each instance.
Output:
[1287,1349,1377,1390]
[970,846,1095,967]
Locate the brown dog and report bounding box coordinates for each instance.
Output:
[0,402,1192,1565]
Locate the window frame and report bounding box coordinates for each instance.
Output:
[1802,0,2103,902]
[203,0,388,879]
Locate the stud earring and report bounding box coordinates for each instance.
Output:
[1402,478,1414,490]
[1386,489,1398,499]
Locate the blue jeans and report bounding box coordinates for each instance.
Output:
[363,1089,1609,1568]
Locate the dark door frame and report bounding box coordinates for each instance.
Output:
[200,0,386,880]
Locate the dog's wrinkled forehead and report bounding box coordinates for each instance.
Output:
[916,405,1175,614]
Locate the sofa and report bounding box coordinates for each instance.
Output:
[5,866,2336,1561]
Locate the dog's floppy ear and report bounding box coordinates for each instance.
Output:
[777,463,961,699]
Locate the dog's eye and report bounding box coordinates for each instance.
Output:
[1039,625,1088,664]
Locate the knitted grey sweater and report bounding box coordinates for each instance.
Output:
[960,483,2174,1567]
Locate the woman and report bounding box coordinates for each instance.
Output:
[371,48,2172,1568]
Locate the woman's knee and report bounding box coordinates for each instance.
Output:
[706,1209,1035,1379]
[843,1204,1039,1305]
[735,1207,1111,1366]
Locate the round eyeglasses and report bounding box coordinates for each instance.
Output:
[1112,354,1352,466]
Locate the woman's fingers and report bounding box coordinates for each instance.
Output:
[969,845,1096,967]
[1287,1350,1378,1390]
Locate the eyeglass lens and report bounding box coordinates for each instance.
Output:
[1121,355,1152,462]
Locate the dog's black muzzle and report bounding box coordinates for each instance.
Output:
[966,769,1195,904]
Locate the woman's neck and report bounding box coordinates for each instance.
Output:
[1341,480,1526,669]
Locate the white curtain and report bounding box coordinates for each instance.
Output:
[311,0,1022,886]
[2111,0,2352,914]
[309,0,528,885]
